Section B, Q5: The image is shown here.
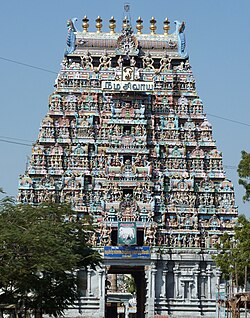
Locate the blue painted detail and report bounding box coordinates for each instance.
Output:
[174,20,188,58]
[104,246,151,259]
[65,18,77,56]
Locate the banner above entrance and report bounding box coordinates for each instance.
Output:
[104,246,150,259]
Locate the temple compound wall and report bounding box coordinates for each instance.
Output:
[70,255,221,318]
[18,15,237,318]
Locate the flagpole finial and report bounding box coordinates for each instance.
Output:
[136,17,143,35]
[124,3,130,13]
[123,3,131,26]
[109,16,116,34]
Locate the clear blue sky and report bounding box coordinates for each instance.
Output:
[0,0,249,216]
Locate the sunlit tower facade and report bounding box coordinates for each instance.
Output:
[18,14,238,318]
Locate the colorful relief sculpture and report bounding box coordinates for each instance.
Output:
[18,16,237,318]
[65,18,78,56]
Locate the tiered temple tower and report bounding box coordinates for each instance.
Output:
[18,16,238,318]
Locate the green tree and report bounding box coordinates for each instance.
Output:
[124,275,137,294]
[213,215,250,287]
[0,202,101,317]
[214,150,250,299]
[238,150,250,202]
[0,187,14,206]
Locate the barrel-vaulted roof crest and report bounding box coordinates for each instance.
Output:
[64,16,188,59]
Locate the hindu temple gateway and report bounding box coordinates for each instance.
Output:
[18,15,238,318]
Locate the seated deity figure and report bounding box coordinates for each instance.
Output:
[108,206,116,222]
[99,223,112,246]
[145,225,156,246]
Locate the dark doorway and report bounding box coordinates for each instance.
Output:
[106,302,118,318]
[137,229,144,246]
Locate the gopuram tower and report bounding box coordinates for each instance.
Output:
[18,15,238,318]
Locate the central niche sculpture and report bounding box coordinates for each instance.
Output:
[119,193,139,221]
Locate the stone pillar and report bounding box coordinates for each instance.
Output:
[206,264,212,299]
[98,268,106,317]
[216,268,222,287]
[173,264,180,299]
[174,274,179,298]
[161,263,168,298]
[180,281,185,299]
[102,268,106,297]
[145,267,149,301]
[193,264,200,299]
[146,263,156,318]
[193,275,198,298]
[200,269,206,299]
[151,263,157,298]
[189,282,193,301]
[147,266,152,299]
[98,269,104,298]
[87,266,92,297]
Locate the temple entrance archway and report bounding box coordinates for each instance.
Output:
[105,266,146,318]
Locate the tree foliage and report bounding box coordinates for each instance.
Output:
[124,275,137,294]
[238,150,250,202]
[213,215,250,286]
[214,151,250,288]
[0,201,101,317]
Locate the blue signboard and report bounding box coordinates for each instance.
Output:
[104,246,151,259]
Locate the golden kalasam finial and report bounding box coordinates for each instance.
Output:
[150,17,157,35]
[82,15,89,33]
[163,17,170,36]
[109,16,116,34]
[123,16,128,29]
[95,16,103,33]
[136,17,143,34]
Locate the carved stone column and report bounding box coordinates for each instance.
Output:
[98,268,106,317]
[151,263,157,298]
[189,282,193,301]
[161,263,168,298]
[146,263,156,318]
[98,268,105,298]
[193,264,200,299]
[173,264,181,299]
[102,268,106,297]
[193,274,199,299]
[180,281,185,299]
[200,269,207,299]
[145,267,150,301]
[174,273,180,298]
[206,264,213,299]
[147,266,152,299]
[87,266,93,296]
[216,268,222,287]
